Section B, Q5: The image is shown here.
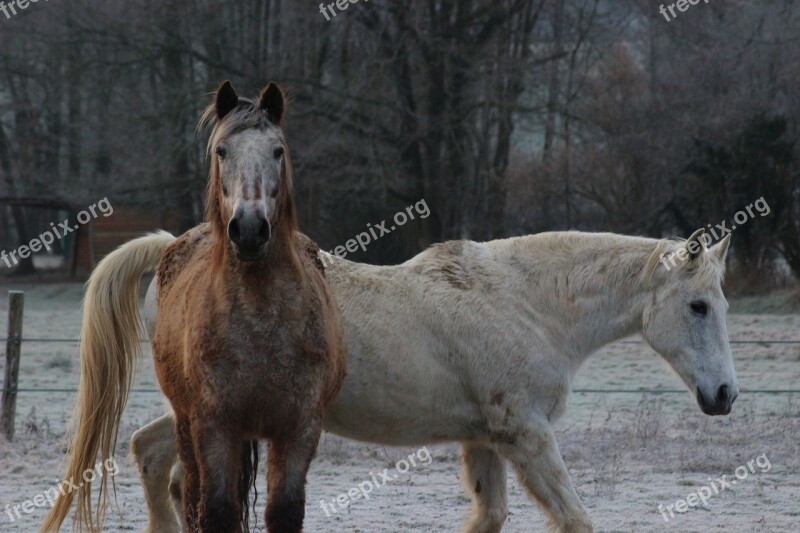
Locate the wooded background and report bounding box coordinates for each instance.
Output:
[0,0,798,287]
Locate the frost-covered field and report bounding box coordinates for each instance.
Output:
[1,281,799,532]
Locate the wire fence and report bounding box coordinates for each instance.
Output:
[2,337,800,395]
[5,338,800,345]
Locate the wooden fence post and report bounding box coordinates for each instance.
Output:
[2,291,24,441]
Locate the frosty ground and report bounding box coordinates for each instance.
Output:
[0,281,798,532]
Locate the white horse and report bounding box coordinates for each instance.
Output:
[128,227,736,533]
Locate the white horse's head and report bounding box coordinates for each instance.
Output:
[642,229,738,416]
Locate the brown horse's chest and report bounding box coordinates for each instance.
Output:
[154,244,340,438]
[179,290,325,422]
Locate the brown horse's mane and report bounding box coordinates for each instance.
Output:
[198,98,298,267]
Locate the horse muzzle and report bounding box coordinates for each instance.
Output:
[696,384,738,416]
[228,211,271,261]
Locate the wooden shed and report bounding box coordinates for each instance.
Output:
[71,207,183,275]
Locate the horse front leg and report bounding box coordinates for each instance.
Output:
[130,412,182,533]
[492,412,592,533]
[175,415,202,532]
[266,416,323,533]
[192,421,245,532]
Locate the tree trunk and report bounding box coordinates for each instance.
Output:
[0,123,35,275]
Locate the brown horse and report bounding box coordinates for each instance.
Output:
[41,81,346,533]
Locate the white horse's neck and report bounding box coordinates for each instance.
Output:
[497,232,661,369]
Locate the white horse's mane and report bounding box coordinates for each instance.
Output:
[324,230,727,296]
[484,231,726,292]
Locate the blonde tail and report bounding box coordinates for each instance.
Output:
[41,231,176,532]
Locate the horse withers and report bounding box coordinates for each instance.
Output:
[42,81,346,533]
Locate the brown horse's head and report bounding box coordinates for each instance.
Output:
[201,80,295,262]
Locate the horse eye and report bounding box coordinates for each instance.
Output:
[215,146,227,159]
[273,147,284,160]
[690,301,708,316]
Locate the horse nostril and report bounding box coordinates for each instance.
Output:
[227,218,241,244]
[258,219,271,243]
[716,384,729,403]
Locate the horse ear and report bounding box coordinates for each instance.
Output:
[711,233,731,262]
[215,80,239,120]
[259,82,284,124]
[685,228,707,262]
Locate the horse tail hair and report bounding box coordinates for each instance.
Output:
[41,231,176,533]
[239,440,259,532]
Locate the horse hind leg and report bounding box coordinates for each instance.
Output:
[461,443,509,533]
[266,416,323,533]
[130,412,182,533]
[493,413,592,533]
[169,460,186,532]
